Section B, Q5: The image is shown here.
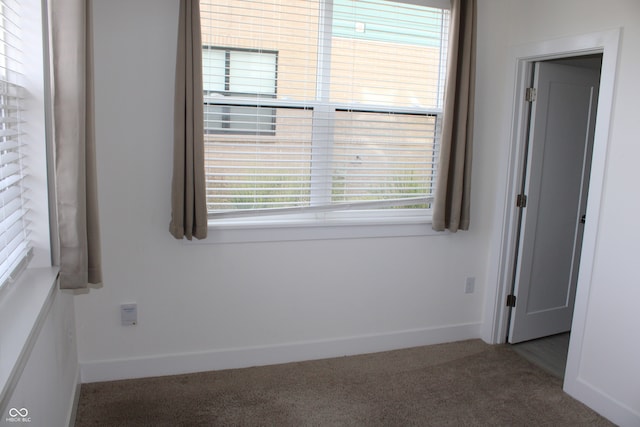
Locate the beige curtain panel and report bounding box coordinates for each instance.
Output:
[432,0,477,232]
[50,0,103,289]
[170,0,208,240]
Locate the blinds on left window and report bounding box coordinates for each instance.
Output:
[0,0,32,288]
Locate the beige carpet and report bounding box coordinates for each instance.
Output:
[75,340,613,426]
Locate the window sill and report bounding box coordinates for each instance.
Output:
[197,212,445,244]
[0,266,59,411]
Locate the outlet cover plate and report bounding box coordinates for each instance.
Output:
[121,303,137,326]
[465,277,475,294]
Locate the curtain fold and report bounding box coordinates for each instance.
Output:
[170,0,208,240]
[432,0,477,232]
[50,0,103,289]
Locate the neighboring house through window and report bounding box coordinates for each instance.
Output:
[203,47,278,135]
[200,0,450,222]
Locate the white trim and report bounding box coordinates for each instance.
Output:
[564,377,640,427]
[22,0,54,269]
[563,29,633,425]
[66,366,81,427]
[484,28,623,422]
[481,46,535,344]
[79,322,481,383]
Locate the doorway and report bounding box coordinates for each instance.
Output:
[486,28,620,415]
[506,54,602,377]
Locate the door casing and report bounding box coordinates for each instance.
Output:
[482,29,620,397]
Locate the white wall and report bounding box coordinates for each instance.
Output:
[476,0,640,424]
[75,0,493,382]
[1,290,79,427]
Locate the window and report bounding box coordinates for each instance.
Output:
[0,0,32,288]
[200,0,450,223]
[203,47,278,135]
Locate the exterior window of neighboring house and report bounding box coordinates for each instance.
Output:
[200,0,450,222]
[203,47,278,135]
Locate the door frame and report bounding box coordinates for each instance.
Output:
[482,29,620,390]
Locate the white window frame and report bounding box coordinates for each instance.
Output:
[202,0,451,242]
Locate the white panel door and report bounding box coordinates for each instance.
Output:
[509,62,599,344]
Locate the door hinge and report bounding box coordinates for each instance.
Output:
[525,87,537,102]
[516,194,527,208]
[506,294,517,307]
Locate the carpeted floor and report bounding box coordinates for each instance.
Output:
[75,340,613,426]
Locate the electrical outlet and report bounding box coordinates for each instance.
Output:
[121,303,138,326]
[465,277,475,294]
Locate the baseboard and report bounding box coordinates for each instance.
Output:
[80,322,481,383]
[564,376,640,427]
[66,366,81,427]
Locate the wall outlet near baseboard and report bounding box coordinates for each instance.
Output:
[465,277,475,294]
[121,303,137,326]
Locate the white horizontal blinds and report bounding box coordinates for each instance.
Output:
[0,0,31,288]
[201,0,319,212]
[330,0,448,108]
[332,111,438,207]
[205,109,314,210]
[200,0,449,216]
[329,0,447,209]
